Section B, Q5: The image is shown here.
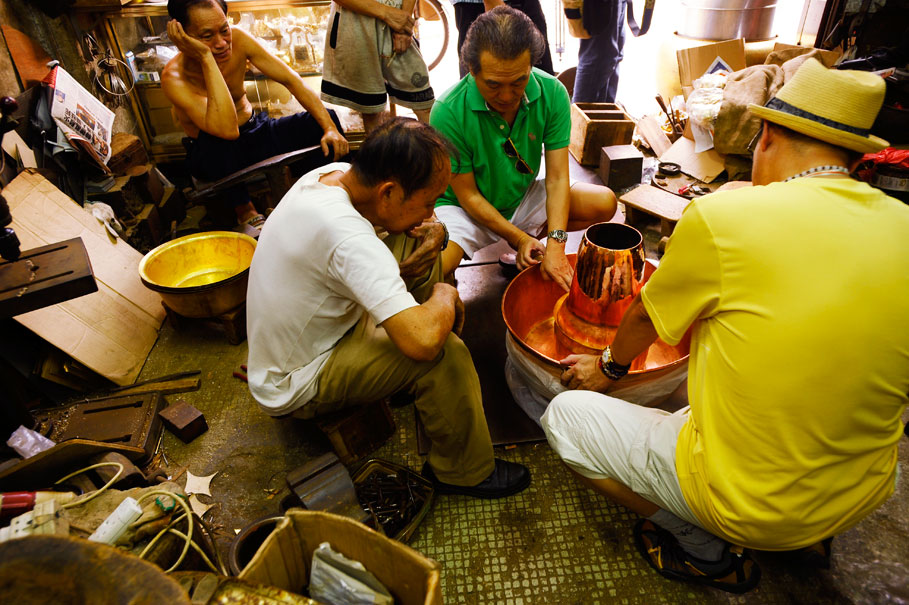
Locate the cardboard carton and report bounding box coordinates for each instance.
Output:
[677,39,747,98]
[5,171,165,385]
[240,510,442,605]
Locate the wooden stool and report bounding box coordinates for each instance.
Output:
[314,400,396,465]
[161,301,247,345]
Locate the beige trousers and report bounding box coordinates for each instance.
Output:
[295,234,495,486]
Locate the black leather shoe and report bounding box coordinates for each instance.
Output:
[421,459,531,499]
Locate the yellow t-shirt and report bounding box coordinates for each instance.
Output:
[640,177,909,550]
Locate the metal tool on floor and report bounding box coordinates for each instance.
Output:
[33,392,167,464]
[285,453,369,523]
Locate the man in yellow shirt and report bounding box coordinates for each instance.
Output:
[542,58,909,593]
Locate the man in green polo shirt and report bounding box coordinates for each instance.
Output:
[431,6,617,290]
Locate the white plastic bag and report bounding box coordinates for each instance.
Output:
[504,333,688,427]
[6,425,55,458]
[309,542,393,605]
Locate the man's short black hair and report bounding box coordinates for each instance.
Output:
[461,5,545,75]
[168,0,228,27]
[351,118,458,198]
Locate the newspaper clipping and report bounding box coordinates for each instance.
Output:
[45,65,115,168]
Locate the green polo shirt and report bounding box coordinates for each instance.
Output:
[430,68,571,220]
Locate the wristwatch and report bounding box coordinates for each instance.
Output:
[598,346,631,381]
[547,229,568,244]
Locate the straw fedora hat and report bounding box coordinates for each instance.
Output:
[748,58,889,153]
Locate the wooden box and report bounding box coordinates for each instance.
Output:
[108,133,148,176]
[598,144,643,191]
[159,398,208,443]
[569,103,635,166]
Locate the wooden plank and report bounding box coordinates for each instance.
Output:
[113,377,201,396]
[620,184,690,223]
[636,115,672,157]
[0,439,144,491]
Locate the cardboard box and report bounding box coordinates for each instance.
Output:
[5,171,165,385]
[240,510,442,605]
[677,38,747,97]
[569,103,635,166]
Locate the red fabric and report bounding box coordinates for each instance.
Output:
[861,148,909,168]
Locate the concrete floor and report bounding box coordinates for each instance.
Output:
[141,188,909,603]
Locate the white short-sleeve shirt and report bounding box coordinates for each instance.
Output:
[246,163,418,415]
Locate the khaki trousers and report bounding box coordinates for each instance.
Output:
[295,234,495,486]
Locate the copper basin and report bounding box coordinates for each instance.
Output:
[138,231,256,318]
[502,254,690,381]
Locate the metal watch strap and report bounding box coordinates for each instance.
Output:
[434,220,449,250]
[548,229,568,244]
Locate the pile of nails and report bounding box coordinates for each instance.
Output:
[356,470,431,540]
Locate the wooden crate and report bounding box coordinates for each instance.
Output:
[569,103,635,166]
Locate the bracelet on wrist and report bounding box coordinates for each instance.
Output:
[431,220,449,251]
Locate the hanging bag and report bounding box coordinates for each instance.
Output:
[562,0,655,40]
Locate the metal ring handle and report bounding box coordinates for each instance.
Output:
[94,57,135,97]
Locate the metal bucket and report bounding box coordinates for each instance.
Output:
[678,0,777,42]
[138,231,257,318]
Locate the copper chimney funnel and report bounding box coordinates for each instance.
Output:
[554,223,645,354]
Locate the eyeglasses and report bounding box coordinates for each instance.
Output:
[746,125,763,154]
[502,137,533,175]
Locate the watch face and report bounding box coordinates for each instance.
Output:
[549,229,568,243]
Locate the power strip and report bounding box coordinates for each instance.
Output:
[0,499,69,543]
[88,496,143,544]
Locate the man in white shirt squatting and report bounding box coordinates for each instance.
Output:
[246,118,531,498]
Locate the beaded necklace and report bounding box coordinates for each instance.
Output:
[783,165,851,183]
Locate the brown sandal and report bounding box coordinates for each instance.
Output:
[633,519,762,594]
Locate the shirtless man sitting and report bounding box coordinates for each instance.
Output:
[162,0,349,232]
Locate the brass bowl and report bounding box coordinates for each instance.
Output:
[138,231,257,318]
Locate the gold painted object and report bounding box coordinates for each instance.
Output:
[139,231,256,319]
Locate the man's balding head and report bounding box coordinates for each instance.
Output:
[168,0,228,27]
[460,6,545,76]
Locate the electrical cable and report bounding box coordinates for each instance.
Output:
[53,464,204,574]
[136,490,193,573]
[165,528,222,574]
[55,462,124,510]
[194,511,229,575]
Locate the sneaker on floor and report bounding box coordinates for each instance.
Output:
[236,213,266,239]
[421,459,530,499]
[789,536,833,569]
[633,519,761,594]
